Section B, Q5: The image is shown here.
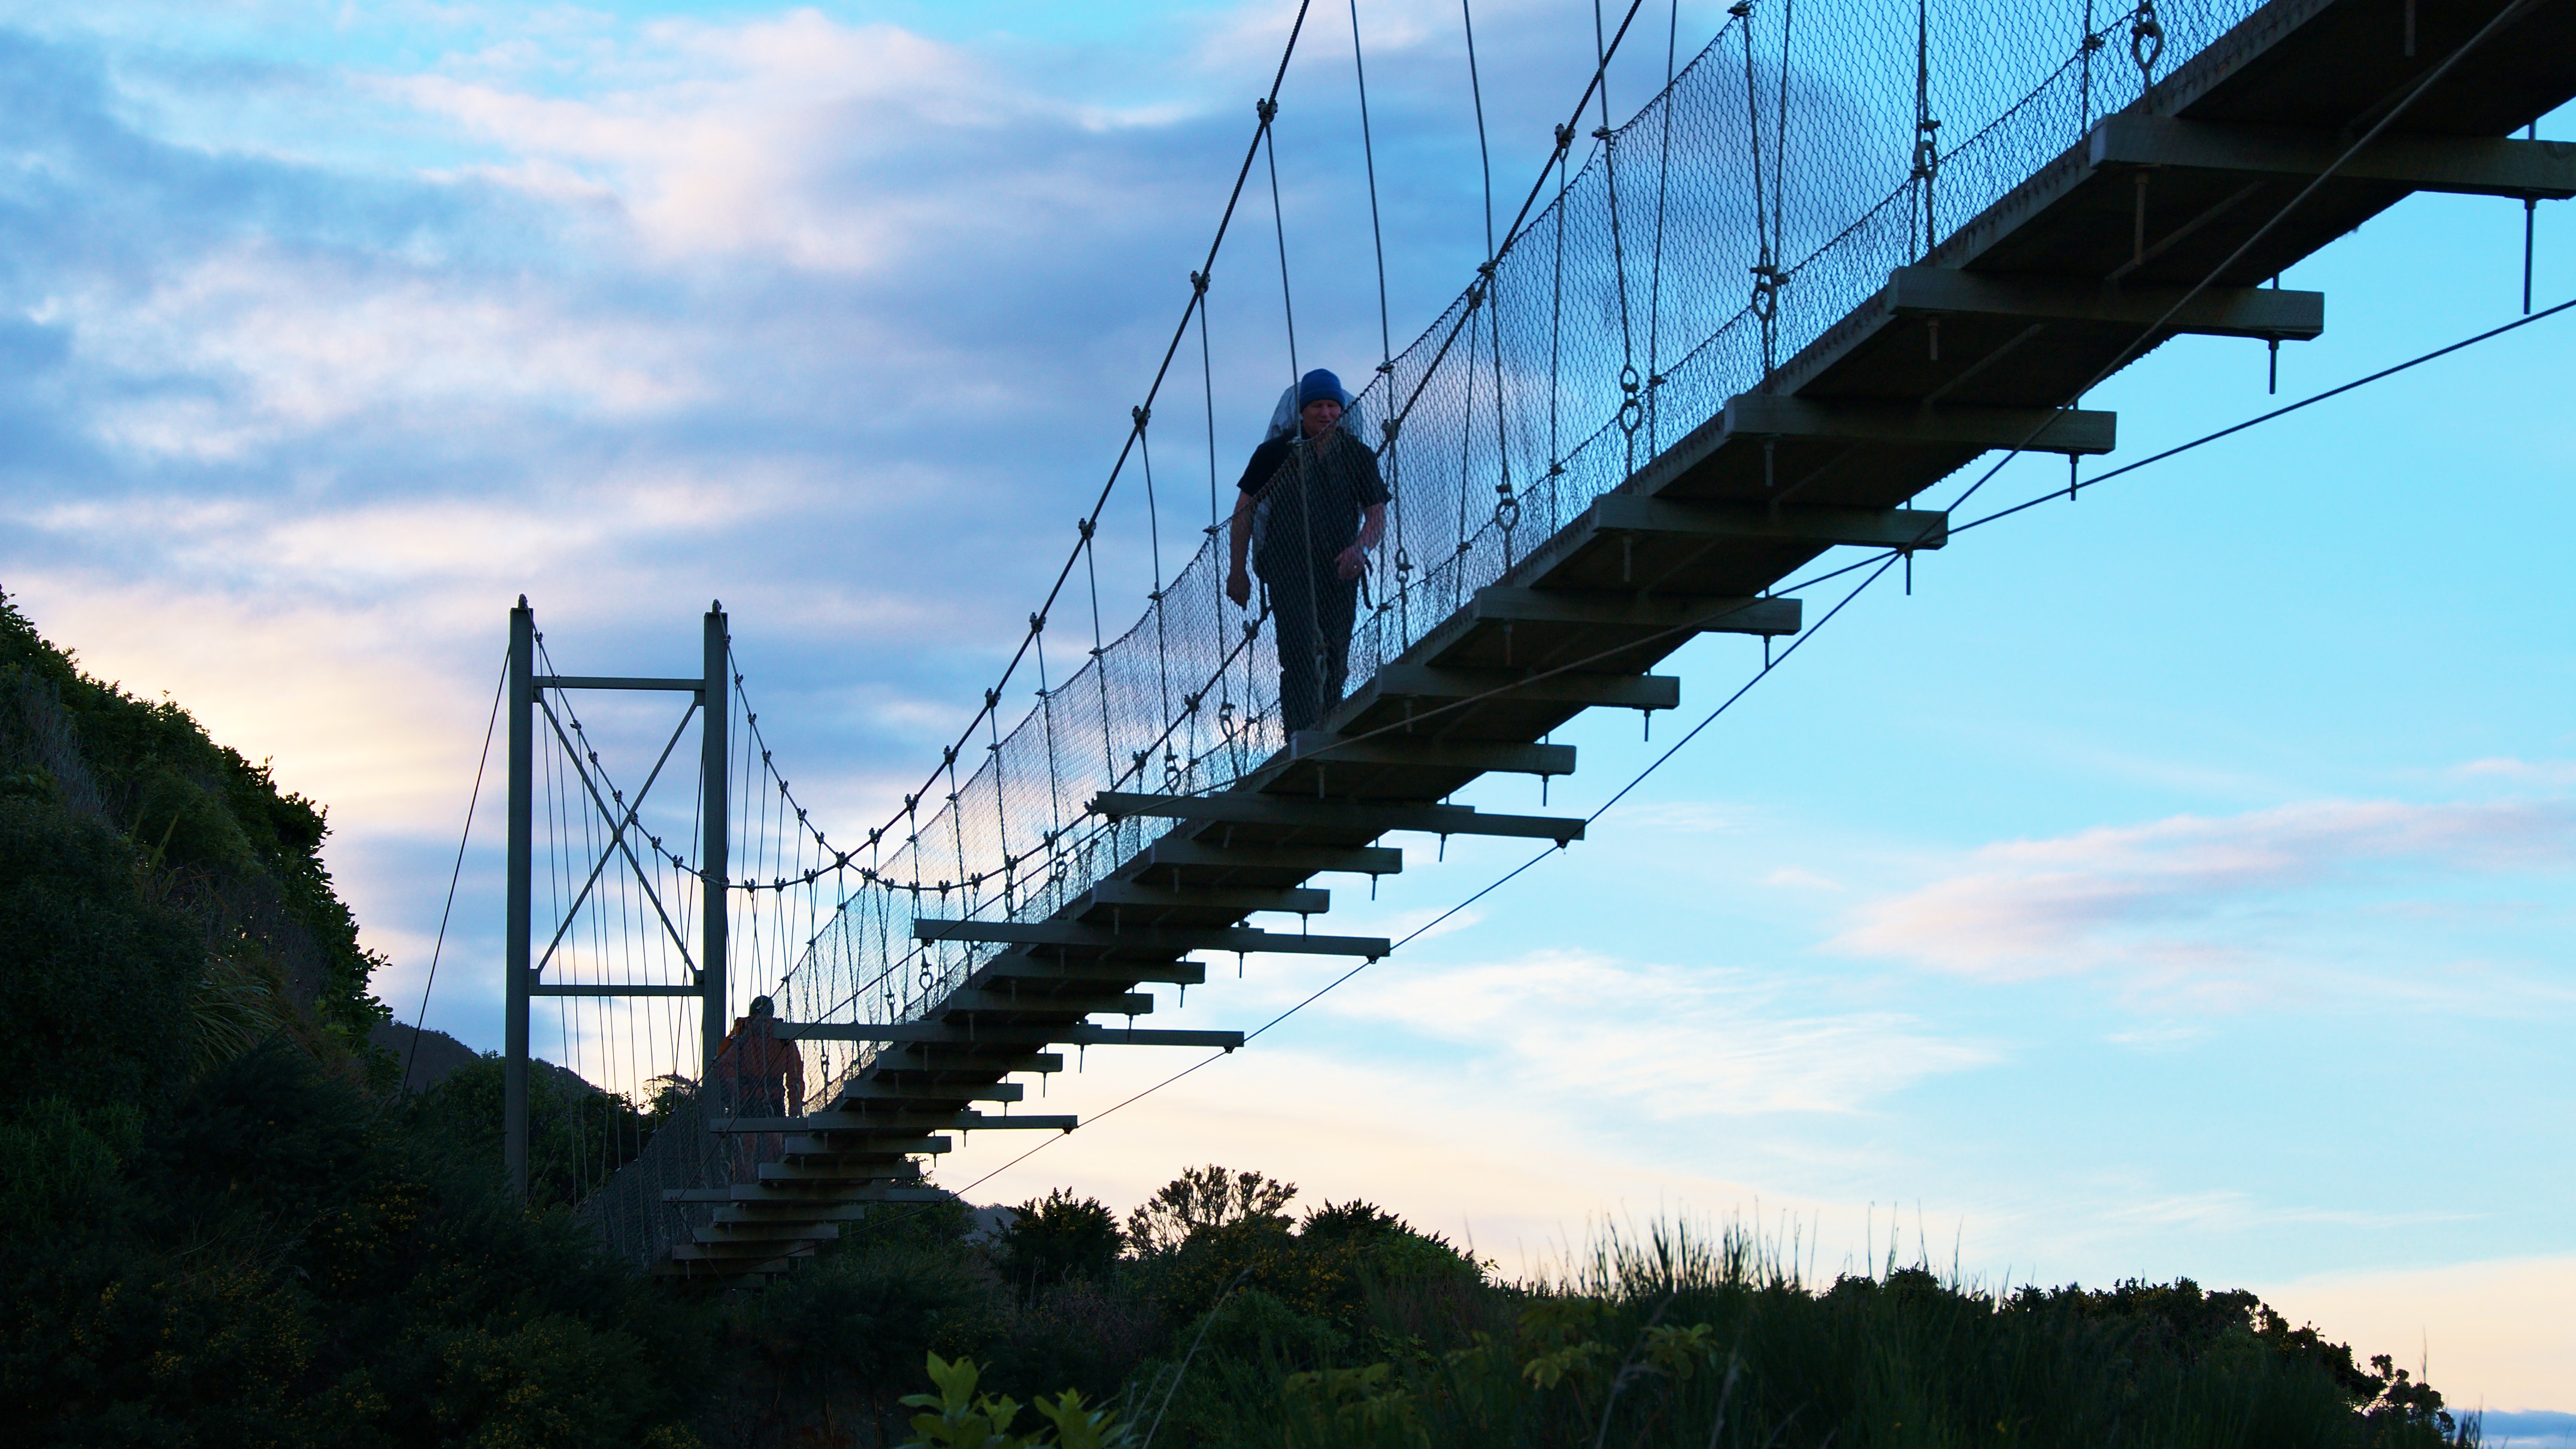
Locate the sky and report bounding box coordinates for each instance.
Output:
[2,0,2570,1424]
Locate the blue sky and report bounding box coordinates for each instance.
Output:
[2,0,2569,1419]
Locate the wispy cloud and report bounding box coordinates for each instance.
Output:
[1311,948,1996,1117]
[1829,798,2576,992]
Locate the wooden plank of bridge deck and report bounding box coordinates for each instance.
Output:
[1081,880,1329,914]
[1135,838,1403,877]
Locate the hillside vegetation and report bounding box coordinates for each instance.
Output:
[0,593,2477,1447]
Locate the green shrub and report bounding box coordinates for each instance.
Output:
[1000,1189,1125,1290]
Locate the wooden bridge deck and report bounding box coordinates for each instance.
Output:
[660,0,2576,1274]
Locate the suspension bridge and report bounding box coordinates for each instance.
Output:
[470,0,2576,1276]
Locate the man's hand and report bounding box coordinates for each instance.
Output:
[1226,565,1252,608]
[1334,544,1368,581]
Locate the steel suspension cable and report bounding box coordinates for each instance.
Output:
[1462,0,1495,256]
[394,649,507,1102]
[1265,106,1301,387]
[1198,272,1219,531]
[932,548,1904,1205]
[1350,0,1392,372]
[1596,0,1643,472]
[1644,0,1679,450]
[776,0,1656,969]
[1929,0,2542,532]
[919,284,2576,1206]
[804,2,1319,887]
[1956,295,2576,537]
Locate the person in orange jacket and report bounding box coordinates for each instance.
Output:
[713,995,805,1121]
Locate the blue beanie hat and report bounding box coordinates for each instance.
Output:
[1296,368,1345,408]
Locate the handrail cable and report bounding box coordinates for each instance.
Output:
[921,289,2576,1210]
[1923,0,2542,536]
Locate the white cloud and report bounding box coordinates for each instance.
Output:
[2453,757,2576,786]
[65,242,714,459]
[371,11,1130,274]
[1307,947,1995,1117]
[1829,798,2576,990]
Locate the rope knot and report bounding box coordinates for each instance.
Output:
[1728,0,1751,16]
[1132,404,1150,428]
[1076,517,1096,541]
[1255,97,1278,124]
[1591,125,1613,142]
[1029,611,1045,632]
[1553,122,1576,154]
[1190,269,1209,294]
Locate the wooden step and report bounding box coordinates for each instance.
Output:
[1092,790,1584,844]
[913,918,1389,959]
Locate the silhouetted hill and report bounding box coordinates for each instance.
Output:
[370,1019,480,1093]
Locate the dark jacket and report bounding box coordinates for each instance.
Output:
[714,1013,805,1109]
[1237,427,1389,577]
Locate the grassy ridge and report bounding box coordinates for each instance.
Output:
[1159,1224,2466,1448]
[0,593,716,1447]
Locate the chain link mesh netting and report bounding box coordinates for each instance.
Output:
[581,0,2268,1263]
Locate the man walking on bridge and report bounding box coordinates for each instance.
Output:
[714,996,804,1120]
[1226,368,1389,734]
[714,995,804,1175]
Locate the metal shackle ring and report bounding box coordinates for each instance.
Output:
[2130,1,2165,75]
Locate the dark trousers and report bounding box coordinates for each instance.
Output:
[1264,560,1359,735]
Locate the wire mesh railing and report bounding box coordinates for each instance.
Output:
[759,0,2263,1104]
[573,0,2271,1261]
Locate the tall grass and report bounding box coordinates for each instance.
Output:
[1203,1220,2469,1449]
